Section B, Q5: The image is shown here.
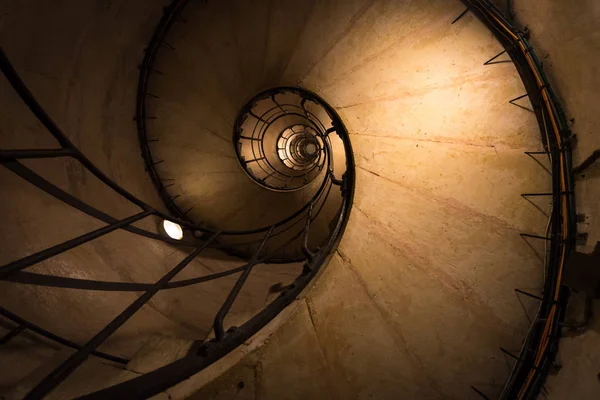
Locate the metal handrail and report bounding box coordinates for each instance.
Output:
[0,307,128,364]
[80,194,353,400]
[233,91,331,191]
[135,0,341,244]
[459,1,576,399]
[0,10,355,394]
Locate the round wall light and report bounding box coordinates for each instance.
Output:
[162,220,184,240]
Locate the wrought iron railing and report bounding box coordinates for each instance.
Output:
[455,1,576,399]
[233,87,333,192]
[0,20,355,397]
[0,0,577,398]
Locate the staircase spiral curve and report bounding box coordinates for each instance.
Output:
[0,0,580,399]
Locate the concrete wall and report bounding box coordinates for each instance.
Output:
[1,0,598,398]
[0,0,300,393]
[144,0,342,234]
[0,0,188,388]
[175,0,599,399]
[507,1,600,398]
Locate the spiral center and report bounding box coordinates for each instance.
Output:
[233,87,337,191]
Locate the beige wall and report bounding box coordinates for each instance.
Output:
[177,0,599,399]
[0,0,299,392]
[0,0,598,398]
[509,1,600,398]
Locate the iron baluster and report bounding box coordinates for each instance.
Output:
[0,210,153,279]
[451,8,469,24]
[24,232,220,400]
[0,324,25,345]
[213,227,274,341]
[0,306,128,364]
[302,202,316,262]
[0,148,74,161]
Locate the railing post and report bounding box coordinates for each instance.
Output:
[213,227,274,340]
[23,232,220,400]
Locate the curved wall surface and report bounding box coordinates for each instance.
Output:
[0,0,598,399]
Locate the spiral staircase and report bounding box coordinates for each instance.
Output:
[1,0,596,399]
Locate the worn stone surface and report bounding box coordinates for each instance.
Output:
[253,302,334,400]
[186,359,256,400]
[306,254,443,399]
[3,349,140,400]
[188,301,336,400]
[0,0,306,392]
[1,0,598,399]
[506,1,600,398]
[127,334,194,375]
[0,328,58,394]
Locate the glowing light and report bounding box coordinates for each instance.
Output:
[305,143,317,155]
[163,220,183,240]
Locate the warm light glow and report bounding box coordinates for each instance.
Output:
[163,220,183,240]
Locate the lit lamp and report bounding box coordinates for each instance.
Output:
[162,220,184,240]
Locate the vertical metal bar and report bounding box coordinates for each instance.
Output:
[0,306,128,363]
[329,168,343,186]
[159,41,175,50]
[271,94,286,115]
[23,232,220,400]
[505,0,514,21]
[259,171,275,183]
[521,192,569,197]
[0,48,154,211]
[167,194,181,203]
[0,210,153,279]
[183,205,195,216]
[500,346,520,361]
[300,98,310,119]
[248,110,267,123]
[0,49,71,148]
[244,157,266,164]
[213,227,274,340]
[509,93,529,103]
[500,347,539,371]
[0,324,25,345]
[514,289,543,301]
[519,233,552,241]
[451,8,469,24]
[470,386,490,399]
[572,149,600,174]
[0,148,74,161]
[483,50,507,65]
[302,202,316,262]
[1,161,195,247]
[524,151,552,175]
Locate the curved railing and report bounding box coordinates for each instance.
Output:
[0,0,577,398]
[136,0,190,222]
[233,87,333,191]
[0,21,355,397]
[136,0,347,264]
[459,1,576,399]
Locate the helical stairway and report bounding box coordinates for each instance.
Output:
[0,0,584,399]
